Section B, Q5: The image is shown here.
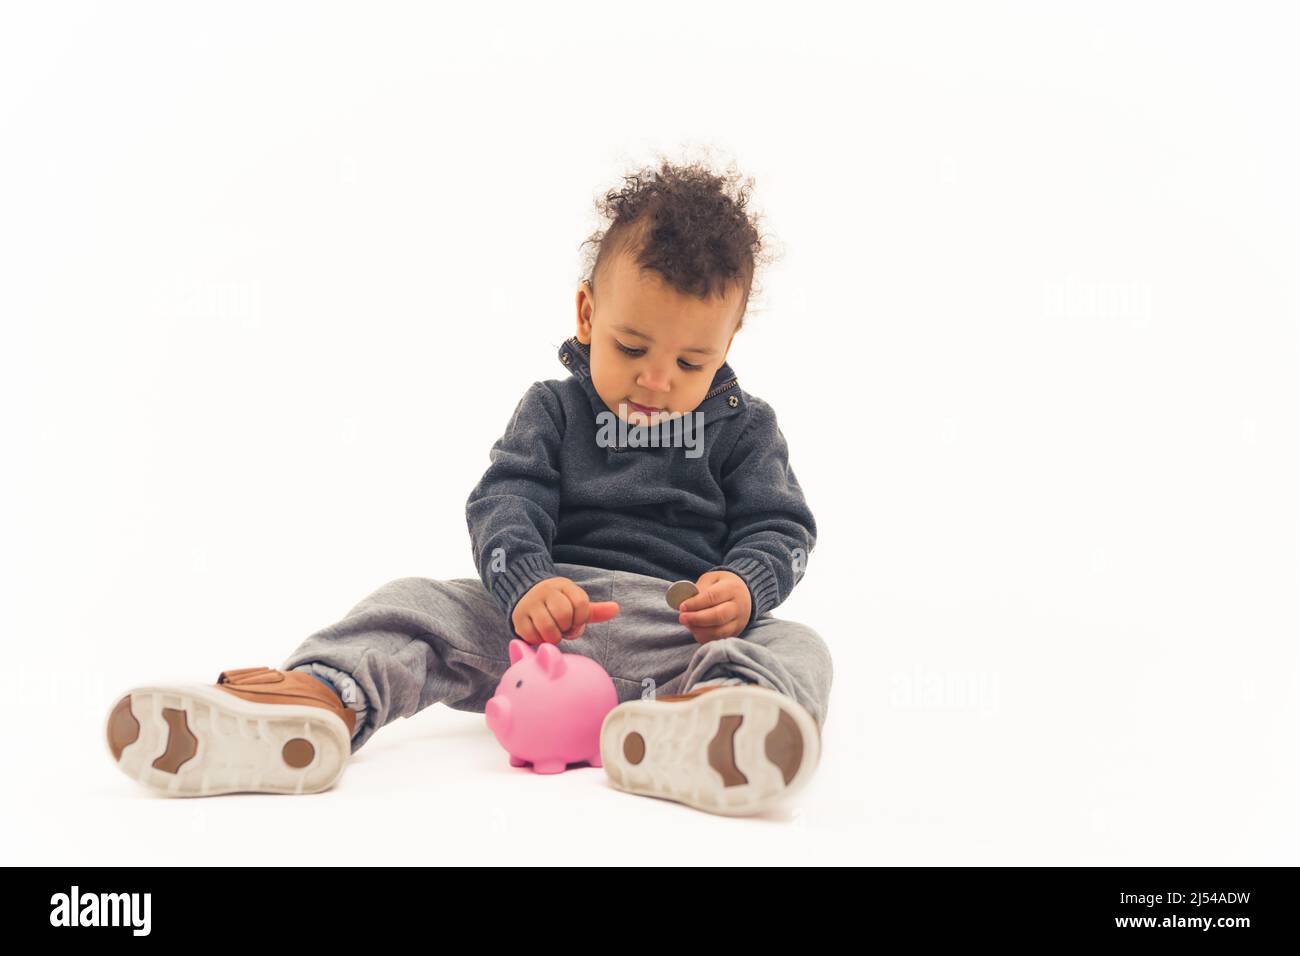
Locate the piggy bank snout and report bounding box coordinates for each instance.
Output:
[485,694,512,735]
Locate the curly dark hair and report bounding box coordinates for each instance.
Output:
[579,155,775,332]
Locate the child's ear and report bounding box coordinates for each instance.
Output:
[575,282,594,343]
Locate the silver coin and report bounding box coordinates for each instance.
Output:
[665,580,698,610]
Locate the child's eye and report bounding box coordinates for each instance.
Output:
[615,340,704,371]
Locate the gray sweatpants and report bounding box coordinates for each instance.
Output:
[279,563,834,753]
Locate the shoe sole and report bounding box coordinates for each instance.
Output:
[106,683,352,797]
[599,685,821,816]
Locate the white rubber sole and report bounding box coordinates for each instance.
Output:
[599,684,821,816]
[106,683,352,797]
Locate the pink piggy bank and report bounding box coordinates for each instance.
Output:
[485,638,618,774]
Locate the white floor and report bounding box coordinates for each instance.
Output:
[10,590,1297,866]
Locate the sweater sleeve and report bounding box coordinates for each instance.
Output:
[465,382,564,627]
[704,396,817,631]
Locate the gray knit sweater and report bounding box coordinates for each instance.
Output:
[465,336,817,632]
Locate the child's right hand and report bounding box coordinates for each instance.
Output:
[513,576,620,645]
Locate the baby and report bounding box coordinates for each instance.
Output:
[105,159,833,816]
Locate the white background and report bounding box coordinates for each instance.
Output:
[3,2,1297,865]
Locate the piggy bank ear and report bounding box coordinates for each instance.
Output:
[508,639,532,665]
[535,642,567,679]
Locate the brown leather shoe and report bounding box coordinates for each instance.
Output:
[213,667,357,736]
[599,684,822,816]
[106,667,355,797]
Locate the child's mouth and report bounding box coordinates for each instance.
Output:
[628,400,663,414]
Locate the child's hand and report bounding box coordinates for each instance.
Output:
[677,570,752,643]
[513,576,620,645]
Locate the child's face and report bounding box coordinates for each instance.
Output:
[575,250,742,427]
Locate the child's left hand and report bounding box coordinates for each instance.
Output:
[677,570,753,643]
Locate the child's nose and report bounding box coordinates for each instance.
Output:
[637,366,672,393]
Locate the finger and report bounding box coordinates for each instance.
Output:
[530,608,564,645]
[544,591,575,635]
[679,585,721,612]
[688,623,734,644]
[587,601,620,623]
[680,600,737,629]
[558,581,591,639]
[515,617,542,646]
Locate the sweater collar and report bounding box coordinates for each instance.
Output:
[557,336,745,425]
